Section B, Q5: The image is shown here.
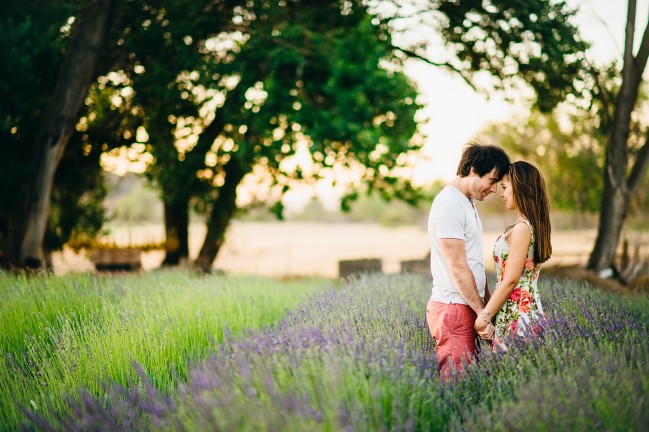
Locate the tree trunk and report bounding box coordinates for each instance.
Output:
[586,174,630,273]
[587,0,649,274]
[162,196,190,266]
[20,0,116,267]
[194,157,249,272]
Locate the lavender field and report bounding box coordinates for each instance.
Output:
[0,272,330,431]
[3,272,649,431]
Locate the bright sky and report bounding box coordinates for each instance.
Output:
[408,0,644,184]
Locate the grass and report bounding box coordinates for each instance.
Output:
[5,271,649,431]
[0,270,332,430]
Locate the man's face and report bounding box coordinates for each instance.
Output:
[468,167,499,201]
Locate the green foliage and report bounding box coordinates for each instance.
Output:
[0,1,77,136]
[1,0,592,266]
[16,273,649,430]
[73,0,425,267]
[0,271,331,430]
[90,0,423,201]
[0,1,116,258]
[483,108,605,213]
[380,0,588,112]
[0,1,79,255]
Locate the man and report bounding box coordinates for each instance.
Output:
[426,142,510,376]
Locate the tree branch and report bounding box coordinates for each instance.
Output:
[393,46,477,91]
[586,60,613,129]
[623,0,637,71]
[191,83,247,157]
[634,9,649,71]
[627,128,649,194]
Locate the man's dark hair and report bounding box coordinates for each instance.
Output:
[456,142,510,180]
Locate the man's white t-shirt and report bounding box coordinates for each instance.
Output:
[428,185,486,304]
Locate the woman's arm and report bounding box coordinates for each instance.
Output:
[475,222,531,334]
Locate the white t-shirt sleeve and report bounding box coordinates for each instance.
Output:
[433,198,465,240]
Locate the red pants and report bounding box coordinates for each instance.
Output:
[426,298,477,376]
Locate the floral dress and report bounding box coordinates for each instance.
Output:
[492,219,545,339]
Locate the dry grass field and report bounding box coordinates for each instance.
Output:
[52,221,610,278]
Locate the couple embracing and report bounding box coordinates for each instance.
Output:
[426,142,552,377]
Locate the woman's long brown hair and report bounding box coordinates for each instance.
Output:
[510,161,552,263]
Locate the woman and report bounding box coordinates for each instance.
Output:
[474,161,552,343]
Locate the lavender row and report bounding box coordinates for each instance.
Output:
[24,274,649,431]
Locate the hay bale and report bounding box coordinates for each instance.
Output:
[400,258,431,278]
[338,258,382,279]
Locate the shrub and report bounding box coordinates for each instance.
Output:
[20,274,649,431]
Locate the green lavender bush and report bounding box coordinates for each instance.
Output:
[9,272,649,431]
[176,275,648,432]
[0,271,331,430]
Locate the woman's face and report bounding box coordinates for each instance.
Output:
[500,174,516,211]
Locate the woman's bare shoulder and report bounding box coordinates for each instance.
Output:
[509,221,532,245]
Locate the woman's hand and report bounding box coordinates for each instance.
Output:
[474,315,495,340]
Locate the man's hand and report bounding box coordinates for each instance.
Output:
[474,316,495,340]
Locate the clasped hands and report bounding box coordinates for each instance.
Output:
[474,309,495,340]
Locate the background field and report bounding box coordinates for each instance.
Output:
[51,221,620,277]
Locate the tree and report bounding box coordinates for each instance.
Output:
[89,0,424,270]
[21,0,117,267]
[1,1,70,266]
[380,0,649,276]
[376,0,588,112]
[0,0,241,268]
[144,0,594,272]
[83,0,268,266]
[0,0,117,268]
[93,0,240,265]
[1,0,592,270]
[585,0,649,274]
[190,2,427,271]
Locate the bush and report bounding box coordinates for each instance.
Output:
[20,274,649,431]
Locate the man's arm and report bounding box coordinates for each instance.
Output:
[439,238,486,314]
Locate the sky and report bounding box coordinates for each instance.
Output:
[406,0,642,184]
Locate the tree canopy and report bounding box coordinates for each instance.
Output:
[1,0,597,271]
[81,0,424,270]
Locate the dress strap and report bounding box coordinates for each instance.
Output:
[515,219,535,241]
[504,219,533,236]
[516,219,532,231]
